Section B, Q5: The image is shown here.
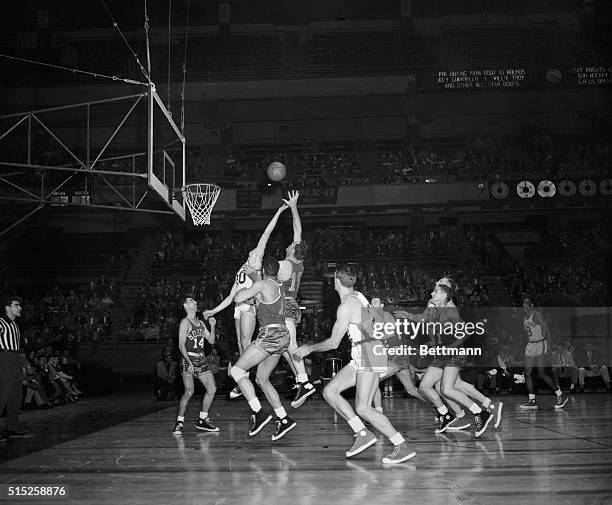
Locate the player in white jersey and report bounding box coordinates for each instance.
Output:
[172,297,219,436]
[203,204,288,398]
[520,295,568,410]
[295,264,415,465]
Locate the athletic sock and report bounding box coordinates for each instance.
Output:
[456,410,466,419]
[348,416,366,433]
[248,397,262,413]
[274,407,287,419]
[199,411,208,420]
[389,432,405,446]
[555,389,562,397]
[468,403,482,414]
[177,416,185,423]
[482,398,491,409]
[528,394,536,401]
[437,405,449,415]
[296,374,309,383]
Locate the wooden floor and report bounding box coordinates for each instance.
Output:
[1,389,612,505]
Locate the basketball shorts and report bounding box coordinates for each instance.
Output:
[234,302,256,320]
[388,351,412,371]
[284,297,301,323]
[182,354,211,376]
[252,325,290,356]
[349,339,388,374]
[525,340,547,358]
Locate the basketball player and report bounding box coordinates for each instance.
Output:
[276,191,316,408]
[203,204,288,399]
[173,297,219,435]
[401,278,501,437]
[230,257,296,441]
[520,295,568,410]
[295,264,415,465]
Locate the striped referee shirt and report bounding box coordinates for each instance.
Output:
[0,316,21,351]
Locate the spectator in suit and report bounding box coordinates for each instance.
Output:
[551,340,578,393]
[575,340,611,393]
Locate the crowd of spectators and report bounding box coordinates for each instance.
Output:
[222,148,368,187]
[0,276,120,355]
[20,347,84,410]
[218,137,611,187]
[310,226,455,265]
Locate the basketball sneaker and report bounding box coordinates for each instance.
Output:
[291,382,316,408]
[446,414,471,431]
[520,399,538,409]
[474,410,494,438]
[196,417,220,432]
[435,412,457,434]
[271,416,297,441]
[346,429,377,458]
[229,386,243,399]
[489,401,503,428]
[172,421,183,436]
[554,394,569,409]
[248,410,272,437]
[382,442,416,465]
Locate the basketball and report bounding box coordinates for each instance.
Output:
[267,161,286,181]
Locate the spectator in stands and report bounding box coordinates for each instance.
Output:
[551,340,578,393]
[21,350,50,410]
[155,350,178,400]
[575,340,611,393]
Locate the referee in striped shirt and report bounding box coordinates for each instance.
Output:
[0,296,29,441]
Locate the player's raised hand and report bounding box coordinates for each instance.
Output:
[202,309,215,319]
[282,190,299,209]
[208,316,216,327]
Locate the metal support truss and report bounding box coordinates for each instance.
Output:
[0,86,181,236]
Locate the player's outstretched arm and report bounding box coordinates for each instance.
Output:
[294,303,351,358]
[203,283,239,318]
[250,204,288,264]
[283,190,302,244]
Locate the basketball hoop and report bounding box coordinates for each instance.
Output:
[181,183,221,226]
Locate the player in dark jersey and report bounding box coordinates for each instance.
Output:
[230,257,297,441]
[204,204,288,399]
[277,191,315,408]
[172,297,219,435]
[411,278,500,437]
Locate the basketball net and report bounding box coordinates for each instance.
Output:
[181,184,221,225]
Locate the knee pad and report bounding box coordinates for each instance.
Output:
[230,366,248,383]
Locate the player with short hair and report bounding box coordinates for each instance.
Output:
[520,295,567,410]
[276,191,316,408]
[172,297,219,435]
[406,278,501,437]
[230,256,297,441]
[203,204,288,398]
[295,264,415,465]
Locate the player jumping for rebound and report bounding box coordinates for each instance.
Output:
[203,205,289,399]
[173,297,219,435]
[276,191,316,408]
[295,264,415,464]
[520,295,568,410]
[231,256,297,441]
